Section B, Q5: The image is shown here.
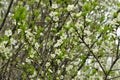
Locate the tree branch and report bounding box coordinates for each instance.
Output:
[0,0,14,30]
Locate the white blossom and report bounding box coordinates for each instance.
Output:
[94,63,99,68]
[49,11,58,17]
[84,30,92,36]
[117,27,120,37]
[30,71,37,78]
[86,58,92,64]
[115,39,118,45]
[57,60,61,64]
[77,71,81,75]
[66,65,73,71]
[40,32,44,36]
[30,54,34,58]
[76,12,82,17]
[73,61,79,65]
[52,4,58,9]
[25,29,33,36]
[60,75,63,79]
[18,29,22,34]
[55,49,62,55]
[35,42,39,49]
[1,41,8,46]
[53,16,59,21]
[93,48,98,53]
[35,0,39,2]
[106,57,112,68]
[10,38,17,45]
[85,38,91,44]
[22,62,25,65]
[15,45,19,49]
[5,29,12,37]
[46,62,50,67]
[51,54,56,58]
[60,34,67,39]
[48,69,53,73]
[67,5,74,11]
[57,70,61,74]
[26,58,31,63]
[54,39,63,47]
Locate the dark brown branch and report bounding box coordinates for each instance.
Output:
[75,28,106,76]
[0,0,14,30]
[104,39,120,80]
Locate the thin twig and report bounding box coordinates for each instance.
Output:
[0,0,14,30]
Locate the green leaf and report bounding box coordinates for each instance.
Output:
[83,3,91,12]
[34,9,39,18]
[99,50,104,57]
[81,12,87,17]
[91,68,97,75]
[45,17,51,22]
[57,53,64,60]
[13,5,27,21]
[113,12,118,18]
[80,55,86,61]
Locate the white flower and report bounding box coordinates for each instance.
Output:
[71,13,76,17]
[85,38,91,44]
[53,16,59,21]
[35,42,39,49]
[49,11,58,17]
[77,71,81,75]
[26,5,29,10]
[48,69,53,73]
[67,5,74,11]
[26,58,31,63]
[60,75,63,79]
[106,57,112,68]
[30,71,37,78]
[73,61,79,65]
[22,62,25,65]
[117,27,120,37]
[18,29,22,34]
[40,32,44,36]
[46,62,50,67]
[57,70,61,74]
[75,21,82,29]
[93,48,98,53]
[52,4,58,9]
[51,54,56,58]
[10,38,17,45]
[115,39,118,45]
[57,60,61,64]
[30,54,34,58]
[35,0,39,2]
[2,41,8,45]
[84,30,92,36]
[5,29,12,37]
[66,65,73,71]
[54,39,63,47]
[94,63,99,68]
[55,49,62,55]
[66,20,72,27]
[76,12,82,17]
[60,34,67,39]
[25,29,32,36]
[88,59,92,63]
[15,45,19,49]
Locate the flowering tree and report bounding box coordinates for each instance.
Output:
[0,0,120,80]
